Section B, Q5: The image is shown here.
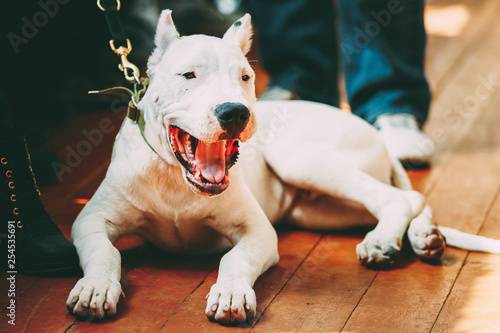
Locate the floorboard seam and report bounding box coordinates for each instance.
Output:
[429,252,468,333]
[2,278,40,311]
[156,267,216,332]
[248,234,324,332]
[63,320,78,333]
[428,185,500,332]
[339,271,378,333]
[21,284,54,333]
[424,92,498,205]
[475,185,500,237]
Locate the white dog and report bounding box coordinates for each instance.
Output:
[67,11,500,325]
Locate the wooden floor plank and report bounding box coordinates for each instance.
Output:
[252,234,376,333]
[341,251,465,333]
[425,0,500,94]
[430,94,500,332]
[431,191,500,333]
[0,277,78,332]
[0,275,39,311]
[470,190,500,266]
[432,262,500,333]
[69,250,221,333]
[158,230,322,332]
[40,111,122,210]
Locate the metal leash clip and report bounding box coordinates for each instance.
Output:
[109,39,141,84]
[97,0,121,12]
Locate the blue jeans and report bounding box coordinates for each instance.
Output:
[248,0,431,125]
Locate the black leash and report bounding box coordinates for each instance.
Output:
[97,0,140,84]
[91,0,149,125]
[98,0,127,47]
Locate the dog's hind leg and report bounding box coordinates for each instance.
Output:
[264,148,425,268]
[390,157,446,260]
[287,194,378,231]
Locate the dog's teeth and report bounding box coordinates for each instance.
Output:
[187,147,194,162]
[182,134,192,154]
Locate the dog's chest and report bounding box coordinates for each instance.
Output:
[113,157,229,253]
[136,196,232,254]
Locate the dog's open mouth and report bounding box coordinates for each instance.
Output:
[169,125,240,195]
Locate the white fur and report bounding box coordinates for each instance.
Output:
[66,11,500,325]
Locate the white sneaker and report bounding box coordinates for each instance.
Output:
[374,113,435,169]
[259,86,300,101]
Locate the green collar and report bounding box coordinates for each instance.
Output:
[89,77,149,123]
[88,78,161,155]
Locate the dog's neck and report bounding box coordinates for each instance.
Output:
[132,91,181,169]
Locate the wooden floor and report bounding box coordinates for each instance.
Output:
[2,0,500,332]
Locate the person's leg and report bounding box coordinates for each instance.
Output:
[248,0,340,106]
[1,0,80,274]
[1,90,79,274]
[338,0,430,124]
[338,0,434,167]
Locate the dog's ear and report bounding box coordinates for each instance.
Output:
[148,10,180,75]
[222,14,253,55]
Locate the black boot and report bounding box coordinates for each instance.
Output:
[1,135,80,275]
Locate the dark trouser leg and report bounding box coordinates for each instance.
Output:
[338,0,431,125]
[248,0,340,106]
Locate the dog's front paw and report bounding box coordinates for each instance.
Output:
[408,226,446,260]
[66,275,122,320]
[357,231,401,268]
[205,282,256,325]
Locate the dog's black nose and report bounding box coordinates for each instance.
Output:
[214,102,250,136]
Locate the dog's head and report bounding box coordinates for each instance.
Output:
[139,10,256,197]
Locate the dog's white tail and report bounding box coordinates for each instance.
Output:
[438,226,500,254]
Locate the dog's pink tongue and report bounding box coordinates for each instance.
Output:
[195,141,226,183]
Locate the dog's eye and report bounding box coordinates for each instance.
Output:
[242,74,251,82]
[181,72,196,79]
